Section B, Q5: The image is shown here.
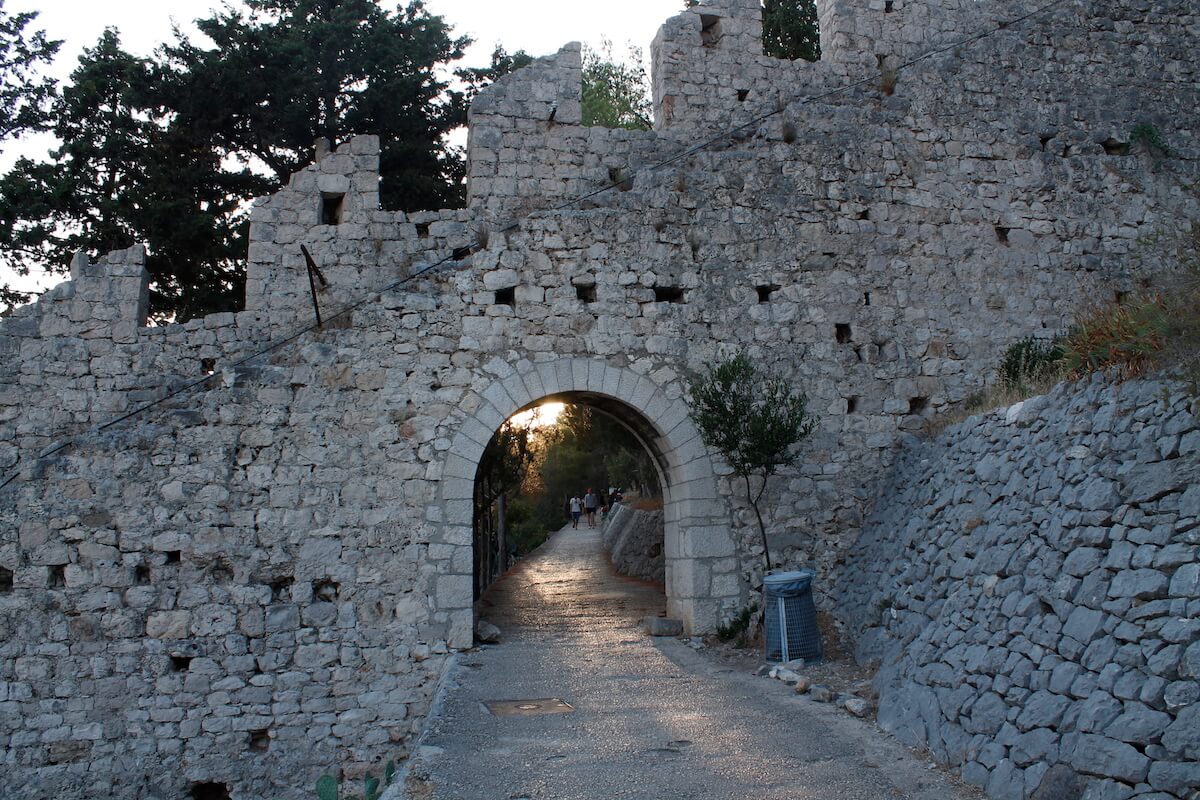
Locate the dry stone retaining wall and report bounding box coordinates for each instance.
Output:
[0,0,1198,797]
[836,377,1200,800]
[602,504,666,584]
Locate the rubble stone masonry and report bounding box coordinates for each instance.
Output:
[0,0,1197,797]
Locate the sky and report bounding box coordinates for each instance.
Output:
[1,0,686,295]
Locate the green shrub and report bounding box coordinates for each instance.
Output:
[716,604,758,643]
[1061,296,1170,378]
[998,336,1064,390]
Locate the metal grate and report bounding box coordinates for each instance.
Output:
[763,571,822,663]
[485,698,575,717]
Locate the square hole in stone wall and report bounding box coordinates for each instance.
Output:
[700,14,722,46]
[320,193,345,226]
[248,729,270,752]
[756,284,780,303]
[49,564,65,588]
[171,655,194,672]
[494,287,516,307]
[201,357,216,376]
[654,286,686,303]
[0,566,12,593]
[576,284,596,303]
[164,550,181,564]
[415,222,430,238]
[836,323,852,343]
[737,89,750,102]
[909,396,929,414]
[190,782,231,800]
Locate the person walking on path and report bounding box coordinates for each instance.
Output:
[584,488,598,528]
[568,494,582,529]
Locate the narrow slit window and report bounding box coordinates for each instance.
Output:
[863,291,872,306]
[654,286,686,303]
[885,0,894,11]
[0,566,12,593]
[846,397,859,414]
[320,193,345,226]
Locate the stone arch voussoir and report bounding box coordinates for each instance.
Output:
[435,358,738,647]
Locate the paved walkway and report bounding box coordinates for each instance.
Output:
[400,527,980,800]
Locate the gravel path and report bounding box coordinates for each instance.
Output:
[398,526,982,800]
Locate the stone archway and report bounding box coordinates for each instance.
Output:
[435,358,739,647]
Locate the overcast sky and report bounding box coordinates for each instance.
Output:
[0,0,686,295]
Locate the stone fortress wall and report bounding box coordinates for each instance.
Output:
[838,378,1200,800]
[1,0,1198,797]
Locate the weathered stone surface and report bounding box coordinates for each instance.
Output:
[644,617,684,637]
[1,1,1198,798]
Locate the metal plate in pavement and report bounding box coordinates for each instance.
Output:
[485,698,575,716]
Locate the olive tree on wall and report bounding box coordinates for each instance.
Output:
[686,352,817,572]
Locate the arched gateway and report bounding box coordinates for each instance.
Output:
[437,358,739,647]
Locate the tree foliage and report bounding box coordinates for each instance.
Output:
[762,0,821,62]
[687,352,817,572]
[683,0,820,62]
[581,41,651,131]
[1,1,525,319]
[0,1,60,144]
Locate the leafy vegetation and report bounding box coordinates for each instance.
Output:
[716,603,758,645]
[473,404,663,594]
[581,41,651,131]
[686,352,817,573]
[684,0,820,62]
[761,0,821,62]
[0,1,59,144]
[0,1,523,319]
[998,336,1064,392]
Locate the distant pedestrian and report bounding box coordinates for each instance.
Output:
[569,495,582,529]
[584,488,598,527]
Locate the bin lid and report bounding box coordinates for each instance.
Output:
[764,570,814,586]
[763,569,814,596]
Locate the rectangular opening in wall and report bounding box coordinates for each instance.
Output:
[995,226,1010,245]
[863,291,871,306]
[415,222,430,238]
[201,357,216,376]
[0,566,12,593]
[756,284,779,303]
[576,284,596,303]
[164,550,181,564]
[190,782,231,800]
[909,396,929,415]
[885,0,894,11]
[268,576,293,601]
[700,14,722,47]
[320,193,345,226]
[654,286,686,303]
[171,655,193,672]
[248,729,270,753]
[135,564,151,585]
[494,287,516,307]
[846,396,859,414]
[836,323,852,343]
[49,564,65,588]
[1102,138,1130,156]
[737,89,750,102]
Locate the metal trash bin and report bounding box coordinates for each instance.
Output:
[763,570,822,663]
